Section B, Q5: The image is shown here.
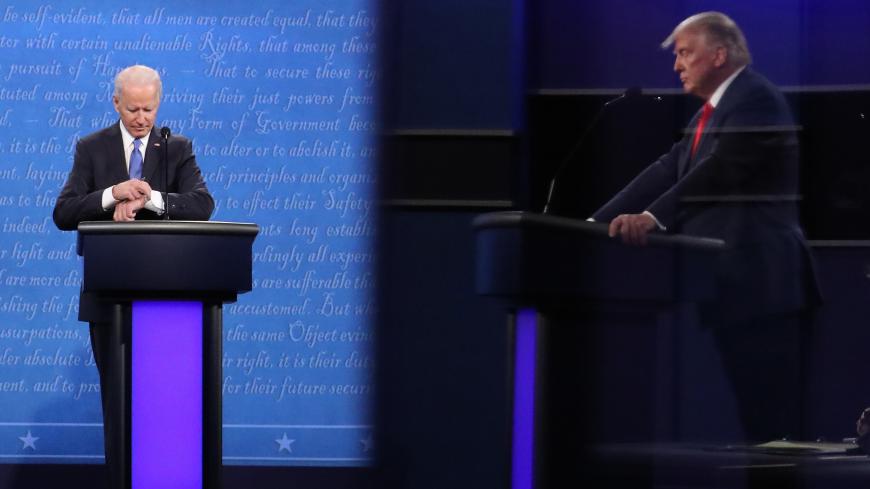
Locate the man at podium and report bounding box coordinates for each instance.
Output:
[53,64,213,229]
[592,12,820,441]
[52,64,214,482]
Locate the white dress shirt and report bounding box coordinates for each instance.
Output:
[101,121,165,214]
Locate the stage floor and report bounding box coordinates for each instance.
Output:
[581,442,870,489]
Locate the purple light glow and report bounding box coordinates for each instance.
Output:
[512,308,537,489]
[132,301,203,489]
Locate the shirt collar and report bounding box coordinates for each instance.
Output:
[118,121,151,150]
[708,66,745,108]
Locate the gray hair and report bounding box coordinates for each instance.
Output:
[662,12,752,67]
[113,65,163,99]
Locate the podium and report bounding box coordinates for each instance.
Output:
[473,211,723,489]
[77,221,259,489]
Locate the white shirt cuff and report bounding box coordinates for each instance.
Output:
[102,187,116,210]
[103,186,165,214]
[643,211,666,231]
[145,191,165,214]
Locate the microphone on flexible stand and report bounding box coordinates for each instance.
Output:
[160,126,171,220]
[542,87,642,214]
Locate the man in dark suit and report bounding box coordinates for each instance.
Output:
[592,12,820,441]
[53,64,214,483]
[54,65,213,230]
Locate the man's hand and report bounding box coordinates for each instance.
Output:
[113,197,147,222]
[112,179,151,202]
[857,407,870,436]
[608,213,657,246]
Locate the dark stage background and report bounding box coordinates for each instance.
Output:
[378,1,870,489]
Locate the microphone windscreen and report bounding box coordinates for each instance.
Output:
[160,126,171,139]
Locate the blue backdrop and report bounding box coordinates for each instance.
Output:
[0,0,376,466]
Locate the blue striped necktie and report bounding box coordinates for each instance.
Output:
[129,138,143,179]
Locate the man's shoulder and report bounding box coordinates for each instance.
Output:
[728,68,781,98]
[168,133,192,144]
[723,68,793,123]
[164,131,193,152]
[741,68,784,95]
[78,123,120,147]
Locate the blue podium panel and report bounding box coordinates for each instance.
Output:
[132,301,203,489]
[511,309,538,489]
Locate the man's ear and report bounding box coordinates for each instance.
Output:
[713,46,728,68]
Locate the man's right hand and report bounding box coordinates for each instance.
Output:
[608,213,657,246]
[112,179,151,202]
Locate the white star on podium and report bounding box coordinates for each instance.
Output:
[18,431,38,450]
[275,433,294,453]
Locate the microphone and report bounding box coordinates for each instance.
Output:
[542,87,642,214]
[603,86,642,107]
[160,126,171,220]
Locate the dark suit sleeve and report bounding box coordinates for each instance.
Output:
[160,137,214,220]
[52,139,113,231]
[592,139,684,223]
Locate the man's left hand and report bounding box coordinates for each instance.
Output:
[608,213,657,246]
[113,197,148,222]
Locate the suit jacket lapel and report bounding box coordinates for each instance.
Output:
[104,123,129,182]
[141,129,162,185]
[678,111,701,177]
[693,110,720,161]
[680,69,752,176]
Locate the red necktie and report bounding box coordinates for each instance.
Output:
[690,102,714,158]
